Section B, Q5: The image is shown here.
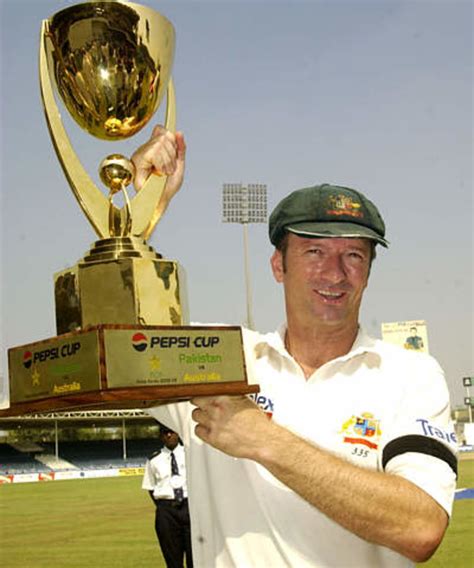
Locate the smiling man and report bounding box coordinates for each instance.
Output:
[133,128,457,568]
[268,185,382,375]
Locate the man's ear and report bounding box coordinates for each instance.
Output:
[270,249,284,283]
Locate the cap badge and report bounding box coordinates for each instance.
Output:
[326,194,363,219]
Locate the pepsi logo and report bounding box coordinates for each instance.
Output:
[23,351,33,369]
[132,332,148,352]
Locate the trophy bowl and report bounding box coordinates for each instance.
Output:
[45,1,175,140]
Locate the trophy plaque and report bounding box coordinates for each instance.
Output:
[2,1,258,416]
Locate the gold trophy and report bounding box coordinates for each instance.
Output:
[3,1,257,416]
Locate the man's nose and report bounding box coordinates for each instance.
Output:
[321,255,346,283]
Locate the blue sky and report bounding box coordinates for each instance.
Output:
[1,0,472,406]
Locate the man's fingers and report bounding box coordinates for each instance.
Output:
[133,154,157,190]
[175,131,187,162]
[151,124,166,138]
[191,405,214,442]
[155,143,176,175]
[131,130,178,190]
[191,406,206,424]
[190,396,219,408]
[194,423,210,442]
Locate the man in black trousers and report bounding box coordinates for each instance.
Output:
[142,424,193,568]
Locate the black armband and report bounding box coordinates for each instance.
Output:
[382,435,457,477]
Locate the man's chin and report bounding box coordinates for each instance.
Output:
[312,308,357,328]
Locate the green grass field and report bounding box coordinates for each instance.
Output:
[1,460,472,568]
[1,476,165,568]
[422,456,474,568]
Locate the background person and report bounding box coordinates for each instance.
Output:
[133,126,457,568]
[405,326,424,350]
[142,424,193,568]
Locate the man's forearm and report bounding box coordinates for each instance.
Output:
[255,421,448,562]
[191,395,449,561]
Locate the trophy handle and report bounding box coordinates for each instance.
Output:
[40,22,110,239]
[40,22,176,241]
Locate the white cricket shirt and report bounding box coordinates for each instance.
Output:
[148,327,457,567]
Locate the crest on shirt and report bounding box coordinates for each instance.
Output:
[340,412,381,449]
[326,194,363,219]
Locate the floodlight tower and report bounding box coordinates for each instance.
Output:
[222,183,267,329]
[463,376,473,423]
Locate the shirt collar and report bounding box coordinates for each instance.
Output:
[161,445,181,456]
[254,323,379,364]
[337,327,379,362]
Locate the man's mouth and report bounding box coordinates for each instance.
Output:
[316,289,346,302]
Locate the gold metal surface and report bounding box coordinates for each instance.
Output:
[99,154,135,236]
[40,1,177,239]
[54,238,189,334]
[104,328,246,389]
[4,327,258,415]
[38,1,187,335]
[8,331,101,405]
[1,1,260,417]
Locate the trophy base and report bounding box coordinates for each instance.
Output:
[2,325,258,417]
[54,238,189,335]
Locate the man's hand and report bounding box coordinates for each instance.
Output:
[192,395,449,562]
[131,124,186,205]
[190,395,272,459]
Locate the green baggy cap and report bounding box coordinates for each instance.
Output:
[269,183,389,247]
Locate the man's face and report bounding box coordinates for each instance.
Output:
[271,235,372,329]
[160,430,179,450]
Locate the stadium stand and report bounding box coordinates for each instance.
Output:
[0,411,162,474]
[0,443,51,474]
[35,453,78,471]
[38,438,159,470]
[1,438,159,473]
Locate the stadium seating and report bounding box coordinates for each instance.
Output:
[0,443,52,474]
[41,438,160,470]
[1,438,161,472]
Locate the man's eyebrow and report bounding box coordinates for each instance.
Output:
[349,246,370,252]
[347,242,372,252]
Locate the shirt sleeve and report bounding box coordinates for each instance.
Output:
[142,459,155,491]
[378,352,458,515]
[147,401,193,445]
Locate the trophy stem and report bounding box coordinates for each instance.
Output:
[82,236,162,263]
[100,154,135,238]
[107,185,133,237]
[122,186,133,236]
